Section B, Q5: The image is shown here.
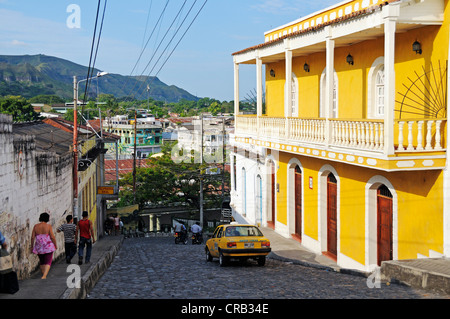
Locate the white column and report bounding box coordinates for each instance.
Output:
[383,5,398,155]
[256,54,263,117]
[234,60,240,116]
[256,53,263,136]
[285,39,293,139]
[285,39,293,117]
[325,27,334,147]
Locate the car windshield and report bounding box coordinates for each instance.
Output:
[224,226,263,237]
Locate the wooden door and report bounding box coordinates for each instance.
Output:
[294,166,302,240]
[327,173,337,257]
[377,185,393,266]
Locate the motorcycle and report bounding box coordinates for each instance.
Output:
[174,231,187,245]
[191,232,203,245]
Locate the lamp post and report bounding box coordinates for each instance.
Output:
[72,71,108,221]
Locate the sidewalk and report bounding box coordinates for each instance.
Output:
[0,235,123,299]
[1,227,449,298]
[261,226,450,296]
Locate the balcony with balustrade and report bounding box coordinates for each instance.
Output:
[234,115,447,171]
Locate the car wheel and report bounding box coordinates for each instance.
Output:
[205,248,213,262]
[219,251,228,267]
[257,256,266,266]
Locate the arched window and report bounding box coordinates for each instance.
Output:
[368,57,384,119]
[285,73,299,117]
[375,66,385,117]
[320,70,338,118]
[291,74,298,117]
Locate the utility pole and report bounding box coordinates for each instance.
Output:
[73,76,79,222]
[133,110,137,204]
[199,115,204,228]
[222,117,225,201]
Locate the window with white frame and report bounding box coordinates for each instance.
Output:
[291,74,298,117]
[320,70,338,118]
[368,57,385,119]
[375,66,385,117]
[285,73,299,117]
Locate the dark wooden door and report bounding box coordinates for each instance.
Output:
[327,173,337,257]
[377,185,393,266]
[294,166,302,240]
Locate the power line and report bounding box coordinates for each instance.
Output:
[136,0,208,101]
[124,0,190,103]
[119,0,170,95]
[126,0,208,103]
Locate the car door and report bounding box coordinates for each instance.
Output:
[209,226,223,257]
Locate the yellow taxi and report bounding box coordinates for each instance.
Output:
[205,223,271,266]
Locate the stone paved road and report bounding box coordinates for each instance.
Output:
[87,236,449,299]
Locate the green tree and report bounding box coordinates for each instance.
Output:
[0,96,42,122]
[117,143,229,210]
[28,94,65,104]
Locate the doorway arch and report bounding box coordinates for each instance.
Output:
[287,158,303,241]
[365,176,397,270]
[318,165,340,261]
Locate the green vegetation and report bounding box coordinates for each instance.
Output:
[0,54,198,102]
[116,142,230,211]
[0,96,42,122]
[0,54,257,121]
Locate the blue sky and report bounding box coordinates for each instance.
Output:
[0,0,335,101]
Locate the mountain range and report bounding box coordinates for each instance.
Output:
[0,54,199,103]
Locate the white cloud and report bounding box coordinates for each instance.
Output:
[11,39,28,46]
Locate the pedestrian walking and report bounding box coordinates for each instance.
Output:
[57,215,77,264]
[76,211,95,265]
[30,212,57,279]
[114,214,120,235]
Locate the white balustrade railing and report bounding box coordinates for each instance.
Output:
[396,119,445,152]
[235,115,446,154]
[329,119,384,151]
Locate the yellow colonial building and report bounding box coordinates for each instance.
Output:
[230,0,450,272]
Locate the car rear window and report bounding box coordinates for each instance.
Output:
[224,226,263,237]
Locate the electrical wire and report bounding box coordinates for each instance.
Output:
[125,0,208,103]
[119,0,170,95]
[123,0,190,103]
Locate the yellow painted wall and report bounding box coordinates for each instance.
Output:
[264,23,448,125]
[294,53,324,118]
[265,61,285,117]
[275,151,444,265]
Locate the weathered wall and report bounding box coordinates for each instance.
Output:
[0,114,73,279]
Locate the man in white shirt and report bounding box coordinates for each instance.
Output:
[191,222,202,234]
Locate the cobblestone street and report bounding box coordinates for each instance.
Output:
[87,236,448,299]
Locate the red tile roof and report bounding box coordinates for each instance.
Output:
[232,0,397,56]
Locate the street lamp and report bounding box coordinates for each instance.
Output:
[72,71,108,221]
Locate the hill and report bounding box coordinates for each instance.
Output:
[0,54,199,103]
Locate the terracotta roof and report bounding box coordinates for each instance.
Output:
[232,0,397,56]
[104,159,153,181]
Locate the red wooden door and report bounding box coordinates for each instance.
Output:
[327,174,337,257]
[294,166,302,240]
[377,185,393,266]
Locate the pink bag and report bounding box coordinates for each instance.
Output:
[32,234,56,255]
